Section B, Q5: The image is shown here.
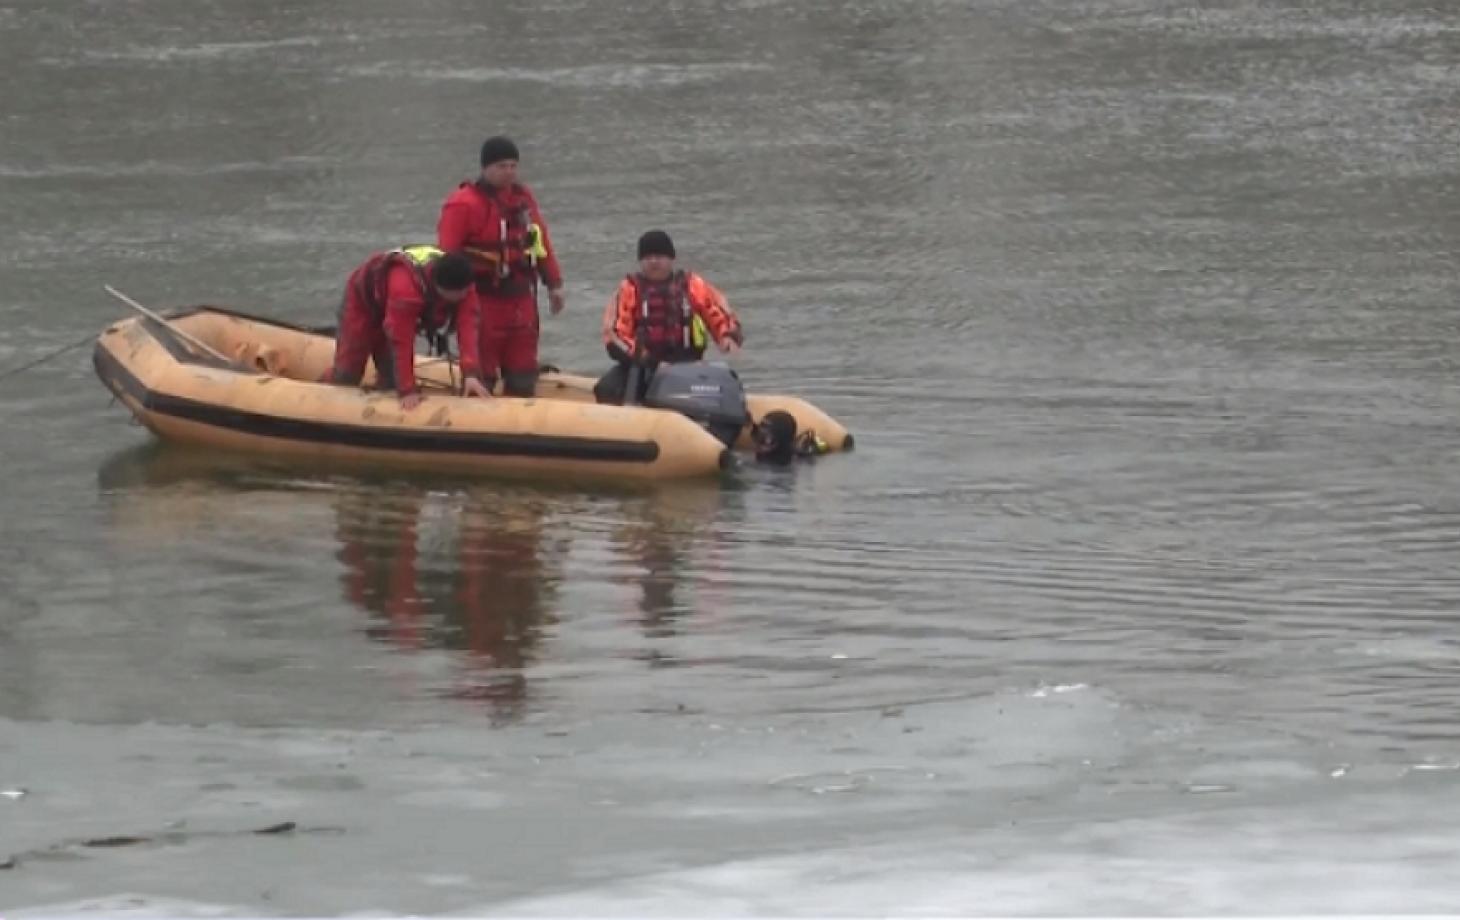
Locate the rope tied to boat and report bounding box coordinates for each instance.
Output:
[0,334,95,381]
[424,328,460,395]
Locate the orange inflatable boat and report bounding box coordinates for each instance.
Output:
[92,306,851,482]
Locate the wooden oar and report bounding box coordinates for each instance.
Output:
[103,285,234,365]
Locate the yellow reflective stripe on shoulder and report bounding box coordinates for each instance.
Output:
[400,244,444,266]
[525,223,548,259]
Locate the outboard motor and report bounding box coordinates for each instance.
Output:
[641,361,750,448]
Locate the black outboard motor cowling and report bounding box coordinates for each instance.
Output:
[642,362,751,448]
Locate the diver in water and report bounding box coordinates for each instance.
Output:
[752,410,830,465]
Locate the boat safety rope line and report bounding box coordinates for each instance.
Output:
[0,333,96,382]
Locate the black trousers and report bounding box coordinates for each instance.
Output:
[593,361,651,405]
[594,346,706,405]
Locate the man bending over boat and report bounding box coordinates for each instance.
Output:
[327,246,492,410]
[594,230,743,405]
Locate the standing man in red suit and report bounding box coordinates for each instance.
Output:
[437,136,566,397]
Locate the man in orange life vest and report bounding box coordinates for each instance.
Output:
[327,246,491,410]
[594,230,743,405]
[437,135,566,398]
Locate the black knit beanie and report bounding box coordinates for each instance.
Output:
[479,136,520,166]
[432,252,474,291]
[637,230,676,260]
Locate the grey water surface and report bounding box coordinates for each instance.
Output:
[2,0,1458,914]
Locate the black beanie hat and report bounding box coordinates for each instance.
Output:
[637,230,676,260]
[479,135,520,166]
[433,252,474,291]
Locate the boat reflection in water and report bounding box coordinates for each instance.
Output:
[97,442,737,723]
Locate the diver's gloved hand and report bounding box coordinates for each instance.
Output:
[795,430,829,456]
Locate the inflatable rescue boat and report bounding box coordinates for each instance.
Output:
[92,306,851,481]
